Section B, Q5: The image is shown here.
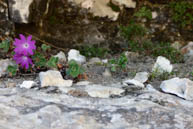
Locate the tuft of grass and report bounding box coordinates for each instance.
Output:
[79,45,108,58]
[120,21,147,41]
[109,53,128,72]
[134,6,152,20]
[169,1,193,27]
[120,23,184,63]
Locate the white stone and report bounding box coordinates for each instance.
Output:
[75,81,91,86]
[152,56,173,73]
[54,51,66,64]
[102,69,112,77]
[39,70,73,87]
[152,11,158,19]
[8,0,33,23]
[171,41,182,50]
[88,57,102,64]
[68,49,86,64]
[0,59,15,77]
[160,77,193,100]
[85,85,124,98]
[112,0,136,8]
[123,79,145,88]
[133,72,149,83]
[102,59,108,64]
[71,0,119,21]
[146,84,157,92]
[19,81,36,89]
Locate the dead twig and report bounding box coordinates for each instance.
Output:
[24,32,66,52]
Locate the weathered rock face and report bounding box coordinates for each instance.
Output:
[0,0,14,38]
[0,87,193,129]
[12,0,133,48]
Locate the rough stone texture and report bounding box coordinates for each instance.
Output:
[152,56,173,73]
[181,42,193,57]
[54,51,67,64]
[0,59,15,77]
[160,77,193,101]
[0,87,193,129]
[8,0,34,23]
[0,0,14,37]
[112,0,136,8]
[85,84,124,98]
[68,49,86,64]
[39,70,73,87]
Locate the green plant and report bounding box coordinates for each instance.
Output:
[32,52,58,68]
[150,68,172,81]
[46,56,58,68]
[134,6,152,20]
[32,52,47,67]
[0,39,10,53]
[169,1,193,27]
[107,1,120,12]
[7,65,17,76]
[67,60,84,78]
[41,44,51,52]
[79,45,108,58]
[120,21,147,41]
[109,53,128,72]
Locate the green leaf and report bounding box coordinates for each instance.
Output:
[7,65,17,76]
[32,52,47,67]
[46,56,58,68]
[41,44,51,52]
[0,39,10,53]
[111,66,116,72]
[67,60,84,78]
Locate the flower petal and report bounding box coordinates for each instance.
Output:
[27,35,32,42]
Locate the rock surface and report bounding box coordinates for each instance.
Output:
[160,77,193,100]
[8,0,34,23]
[39,70,73,87]
[54,51,66,64]
[68,49,86,64]
[19,80,37,89]
[85,84,124,98]
[0,59,15,77]
[152,56,173,74]
[0,87,193,129]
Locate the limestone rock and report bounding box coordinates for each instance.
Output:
[133,72,149,83]
[124,79,145,88]
[0,87,193,128]
[181,41,193,56]
[88,57,102,64]
[160,77,193,100]
[71,0,119,21]
[68,49,86,64]
[39,70,73,87]
[102,68,112,78]
[0,0,14,37]
[152,11,158,19]
[152,56,173,73]
[112,0,136,8]
[85,85,124,98]
[75,81,91,86]
[0,59,15,77]
[8,0,33,23]
[19,81,37,89]
[54,51,66,64]
[123,72,148,88]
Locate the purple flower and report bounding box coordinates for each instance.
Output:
[13,54,33,69]
[13,34,36,56]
